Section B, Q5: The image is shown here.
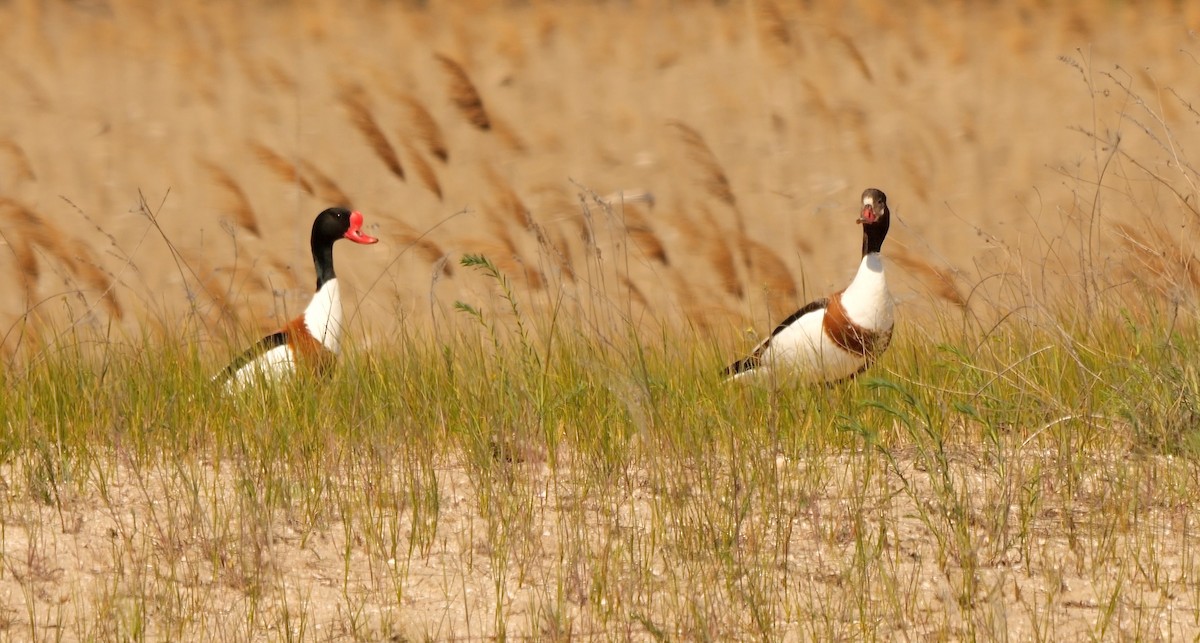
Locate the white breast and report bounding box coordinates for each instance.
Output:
[839,254,893,332]
[304,279,344,353]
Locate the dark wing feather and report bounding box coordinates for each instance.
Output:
[215,331,289,383]
[722,297,830,377]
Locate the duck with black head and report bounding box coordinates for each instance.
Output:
[216,207,378,392]
[724,188,895,384]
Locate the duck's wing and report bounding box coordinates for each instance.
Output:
[214,330,289,384]
[723,297,829,377]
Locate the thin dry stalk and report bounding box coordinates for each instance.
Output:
[397,93,449,163]
[620,274,649,308]
[526,217,574,284]
[1114,222,1200,295]
[550,229,576,283]
[201,160,261,236]
[339,85,406,181]
[67,239,124,319]
[248,141,316,196]
[195,264,236,327]
[435,53,491,131]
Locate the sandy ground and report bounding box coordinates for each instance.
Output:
[1,446,1196,640]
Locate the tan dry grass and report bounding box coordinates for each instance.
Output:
[247,141,316,197]
[396,92,450,163]
[295,158,354,208]
[619,203,669,266]
[890,246,967,307]
[0,197,122,319]
[339,84,407,182]
[742,237,798,314]
[484,164,532,231]
[401,139,444,200]
[201,160,261,237]
[0,138,35,182]
[669,120,738,211]
[0,0,1193,349]
[434,52,491,131]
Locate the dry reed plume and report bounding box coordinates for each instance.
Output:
[339,85,406,181]
[751,0,797,60]
[396,93,449,163]
[488,220,544,290]
[401,140,443,200]
[201,160,261,237]
[434,53,491,131]
[0,198,122,319]
[889,247,966,307]
[619,274,649,308]
[669,120,737,209]
[247,141,316,197]
[389,218,453,277]
[694,205,744,299]
[618,203,668,266]
[485,166,532,231]
[0,138,35,181]
[468,237,544,291]
[742,237,798,310]
[831,30,873,81]
[295,158,354,207]
[492,118,528,154]
[668,120,754,281]
[755,0,791,47]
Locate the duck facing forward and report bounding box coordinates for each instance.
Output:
[724,188,894,384]
[216,207,379,392]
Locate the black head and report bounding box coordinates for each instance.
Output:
[857,188,890,255]
[311,207,378,247]
[309,207,378,290]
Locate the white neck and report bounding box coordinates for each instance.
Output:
[304,279,343,352]
[840,253,893,330]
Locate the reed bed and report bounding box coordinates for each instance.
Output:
[0,0,1199,639]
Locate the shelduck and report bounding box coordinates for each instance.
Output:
[216,207,378,392]
[724,188,894,384]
